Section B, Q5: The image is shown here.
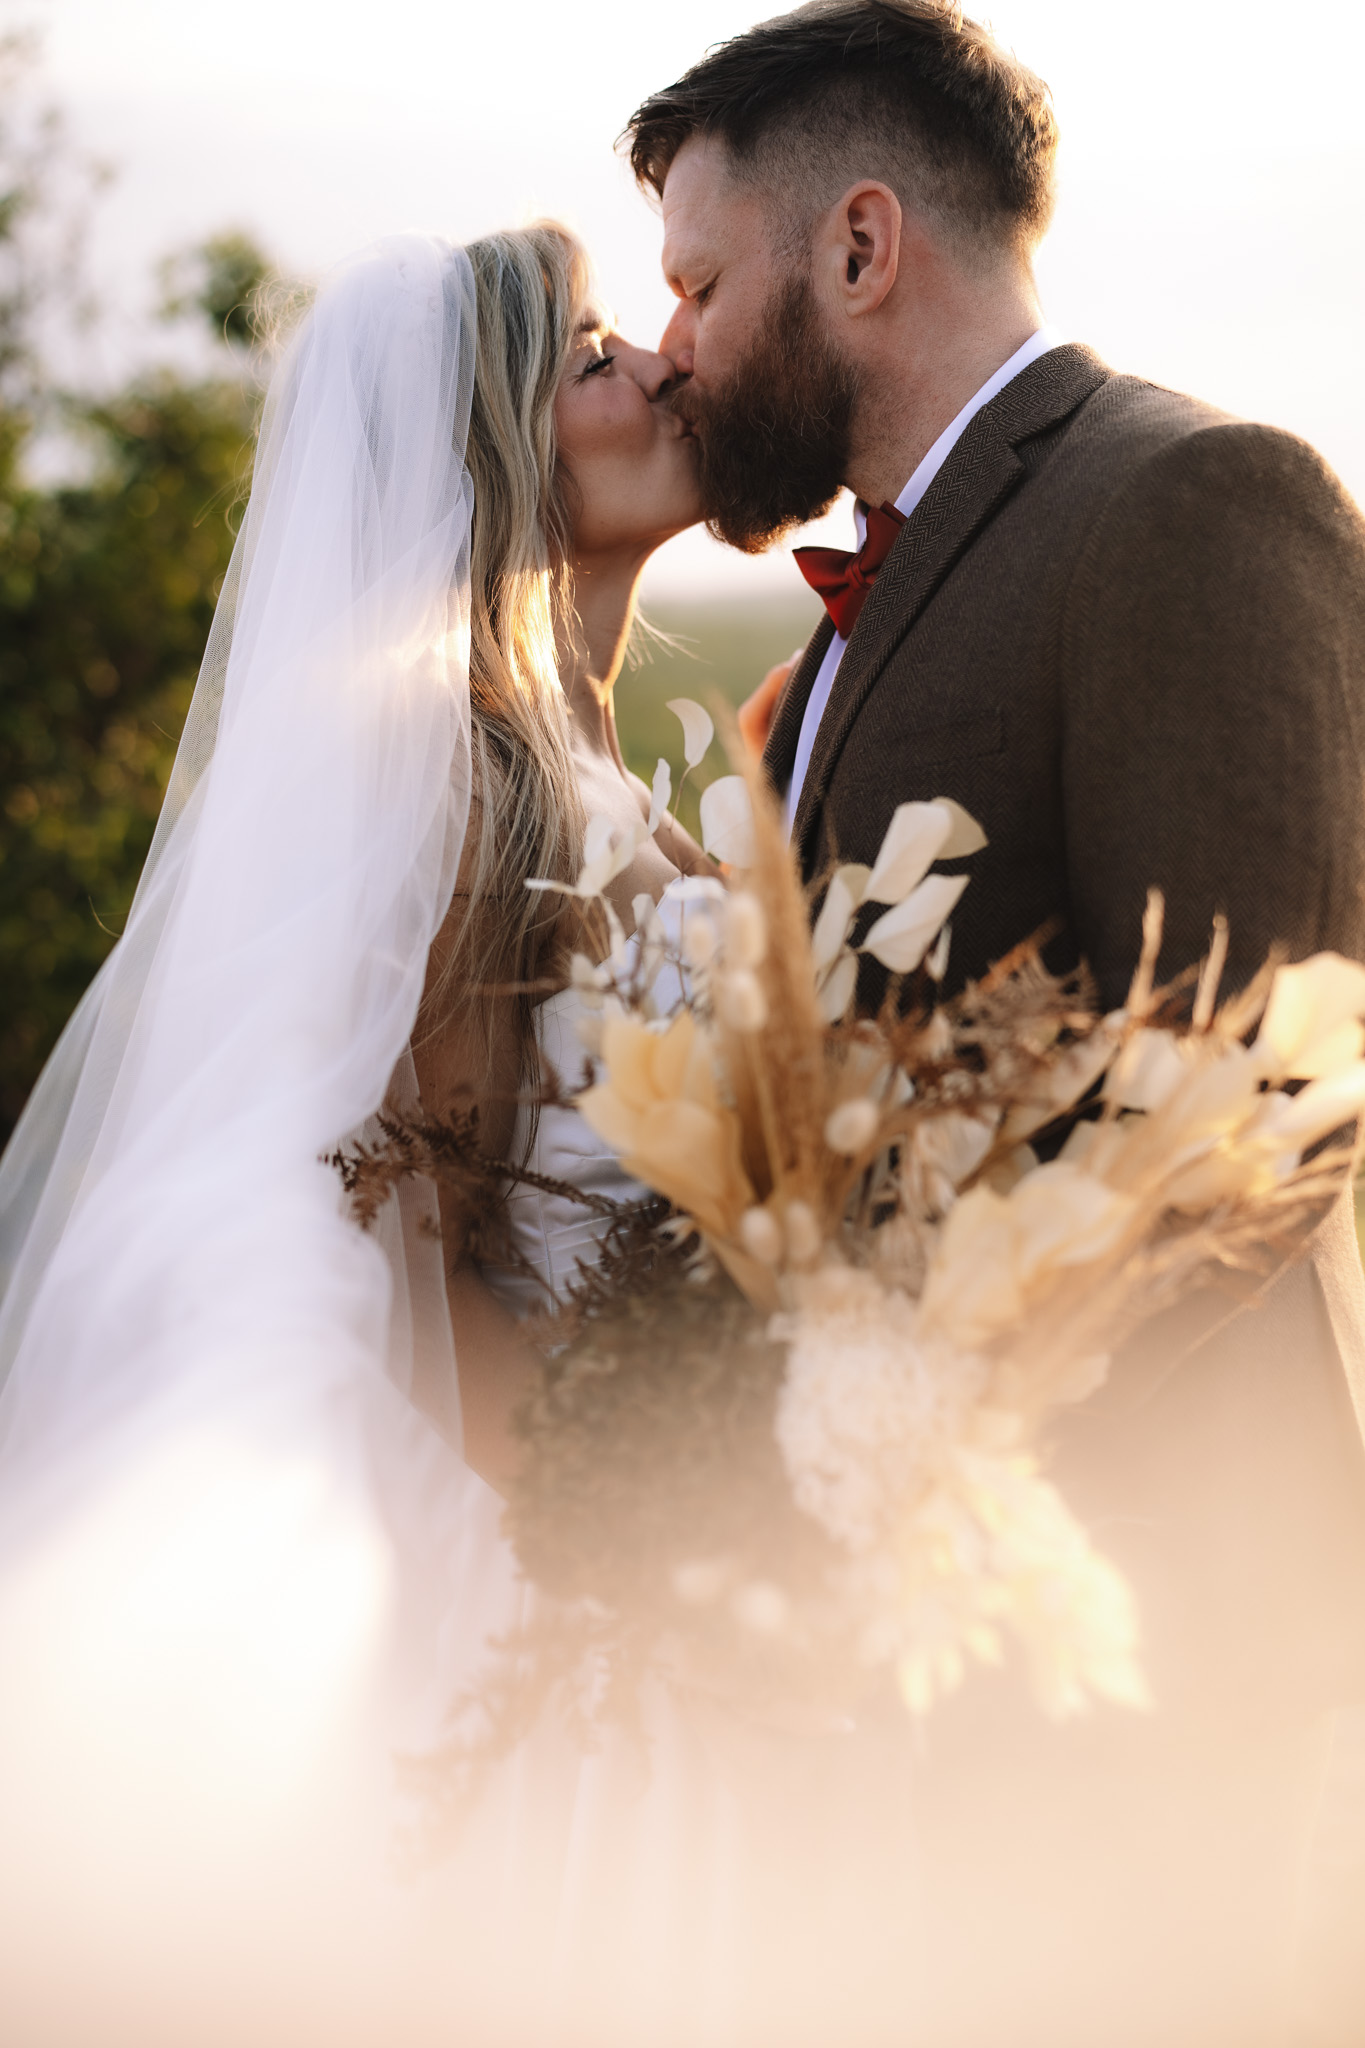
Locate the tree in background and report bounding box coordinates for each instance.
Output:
[0,34,273,1142]
[0,33,811,1148]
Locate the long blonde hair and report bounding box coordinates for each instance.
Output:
[421,222,591,1089]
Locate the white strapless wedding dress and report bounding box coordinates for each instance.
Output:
[0,889,924,2048]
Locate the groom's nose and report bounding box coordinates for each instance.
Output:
[658,302,695,378]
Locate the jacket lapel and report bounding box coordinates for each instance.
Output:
[761,611,835,796]
[789,344,1111,860]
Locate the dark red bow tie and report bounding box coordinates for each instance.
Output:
[793,500,907,638]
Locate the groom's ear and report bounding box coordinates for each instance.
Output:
[817,182,902,323]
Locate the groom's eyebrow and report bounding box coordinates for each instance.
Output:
[660,235,706,296]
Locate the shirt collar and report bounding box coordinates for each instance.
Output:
[853,325,1067,546]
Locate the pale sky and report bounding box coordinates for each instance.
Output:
[16,0,1365,597]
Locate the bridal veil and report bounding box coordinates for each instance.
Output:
[0,235,486,2037]
[0,233,473,1478]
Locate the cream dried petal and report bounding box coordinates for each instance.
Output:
[924,923,953,982]
[913,1109,998,1188]
[811,868,865,973]
[578,812,647,897]
[1104,1028,1188,1112]
[864,802,952,905]
[1251,1062,1365,1150]
[817,951,859,1023]
[1006,1163,1136,1276]
[647,757,671,834]
[932,796,989,860]
[1255,954,1365,1079]
[699,776,756,867]
[1000,1022,1120,1144]
[666,697,715,768]
[861,872,970,974]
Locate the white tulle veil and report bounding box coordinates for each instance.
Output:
[0,231,475,1502]
[0,238,548,2032]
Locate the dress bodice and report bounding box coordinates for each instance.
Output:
[483,984,646,1318]
[481,874,722,1318]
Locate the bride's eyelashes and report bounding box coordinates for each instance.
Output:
[580,350,617,380]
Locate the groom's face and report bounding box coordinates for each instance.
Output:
[660,137,858,553]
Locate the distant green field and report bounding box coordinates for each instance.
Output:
[613,596,821,838]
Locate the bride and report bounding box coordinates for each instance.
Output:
[0,226,919,2047]
[406,222,707,1485]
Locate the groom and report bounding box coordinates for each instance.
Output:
[627,3,1365,2042]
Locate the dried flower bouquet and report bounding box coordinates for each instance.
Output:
[349,702,1365,1778]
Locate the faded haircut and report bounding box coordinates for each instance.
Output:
[624,0,1058,260]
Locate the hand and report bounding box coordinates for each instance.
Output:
[737,648,803,757]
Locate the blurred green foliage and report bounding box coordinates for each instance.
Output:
[615,599,817,839]
[157,230,273,349]
[0,32,267,1140]
[0,32,816,1147]
[0,377,257,1136]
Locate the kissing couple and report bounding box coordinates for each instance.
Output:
[2,5,1364,2046]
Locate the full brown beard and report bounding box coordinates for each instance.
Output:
[670,271,861,555]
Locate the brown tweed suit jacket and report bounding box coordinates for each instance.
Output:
[764,345,1365,1714]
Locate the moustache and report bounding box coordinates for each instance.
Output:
[668,385,706,435]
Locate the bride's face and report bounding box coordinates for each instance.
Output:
[554,309,702,557]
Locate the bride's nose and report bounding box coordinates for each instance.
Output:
[620,340,680,401]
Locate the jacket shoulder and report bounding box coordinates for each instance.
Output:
[1048,374,1359,525]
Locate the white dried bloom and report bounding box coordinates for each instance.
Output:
[824,1097,880,1155]
[897,1451,1149,1719]
[739,1205,784,1266]
[724,890,768,969]
[717,968,768,1032]
[775,1271,987,1554]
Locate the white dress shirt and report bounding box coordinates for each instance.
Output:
[784,325,1067,831]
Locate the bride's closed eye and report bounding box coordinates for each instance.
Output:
[580,351,616,380]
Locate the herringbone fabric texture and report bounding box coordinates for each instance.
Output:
[764,344,1365,1715]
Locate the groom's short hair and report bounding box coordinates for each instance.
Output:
[624,0,1057,258]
